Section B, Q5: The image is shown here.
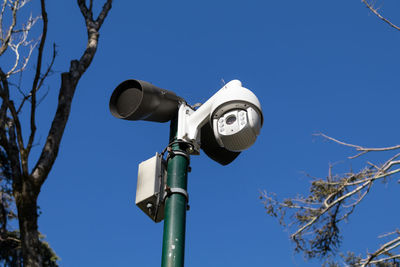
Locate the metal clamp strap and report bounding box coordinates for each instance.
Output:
[163,186,189,203]
[166,149,190,163]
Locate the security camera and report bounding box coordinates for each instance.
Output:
[109,79,263,224]
[176,79,263,163]
[208,80,263,152]
[109,78,263,165]
[109,79,182,123]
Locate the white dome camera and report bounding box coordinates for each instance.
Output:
[209,80,263,152]
[177,80,263,164]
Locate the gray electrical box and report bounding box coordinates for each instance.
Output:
[136,152,166,222]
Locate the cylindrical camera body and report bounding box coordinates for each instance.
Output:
[109,79,182,123]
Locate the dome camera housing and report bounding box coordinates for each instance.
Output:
[176,79,263,165]
[209,80,263,152]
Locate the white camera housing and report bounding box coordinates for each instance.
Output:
[177,80,263,154]
[213,107,262,151]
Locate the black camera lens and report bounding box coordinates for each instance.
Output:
[226,115,237,125]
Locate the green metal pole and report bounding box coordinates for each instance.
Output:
[161,117,189,267]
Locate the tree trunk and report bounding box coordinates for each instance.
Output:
[15,178,42,267]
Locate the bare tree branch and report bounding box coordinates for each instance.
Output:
[26,0,48,161]
[89,0,93,13]
[95,0,112,27]
[0,0,19,56]
[0,69,26,175]
[362,0,400,32]
[263,133,400,263]
[0,1,113,264]
[0,0,8,39]
[77,0,93,22]
[0,72,22,189]
[6,13,40,77]
[315,133,400,159]
[31,0,113,186]
[16,44,56,115]
[361,232,400,266]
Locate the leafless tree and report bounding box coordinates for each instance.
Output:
[0,0,113,266]
[261,135,400,266]
[261,2,400,266]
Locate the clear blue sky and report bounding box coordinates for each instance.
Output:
[20,0,400,266]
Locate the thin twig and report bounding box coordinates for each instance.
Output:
[0,0,19,56]
[26,0,48,158]
[362,0,400,32]
[361,236,400,266]
[316,133,400,159]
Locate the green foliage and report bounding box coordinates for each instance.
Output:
[0,148,20,266]
[0,148,59,266]
[0,230,21,266]
[38,234,60,267]
[0,230,59,267]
